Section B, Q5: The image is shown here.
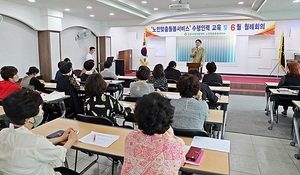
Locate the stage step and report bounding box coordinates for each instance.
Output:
[229,82,265,96]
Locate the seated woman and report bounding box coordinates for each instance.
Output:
[54,61,65,81]
[80,60,95,82]
[164,61,181,81]
[0,89,78,175]
[202,62,223,85]
[121,92,185,175]
[20,66,45,91]
[277,61,300,116]
[170,74,209,130]
[85,73,128,125]
[148,64,168,91]
[56,62,84,117]
[188,69,220,104]
[0,66,21,100]
[129,66,154,97]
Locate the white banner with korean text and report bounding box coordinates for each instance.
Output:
[146,20,275,37]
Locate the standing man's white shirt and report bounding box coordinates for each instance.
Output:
[86,53,94,61]
[86,46,96,61]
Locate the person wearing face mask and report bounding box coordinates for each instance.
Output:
[56,62,84,118]
[20,66,45,91]
[0,89,79,175]
[0,66,21,100]
[189,39,206,73]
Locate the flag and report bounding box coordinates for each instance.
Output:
[278,33,285,71]
[139,32,149,66]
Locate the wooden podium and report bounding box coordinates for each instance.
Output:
[186,63,201,71]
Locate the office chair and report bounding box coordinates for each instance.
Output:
[104,77,123,100]
[173,128,209,137]
[122,96,140,127]
[167,79,177,84]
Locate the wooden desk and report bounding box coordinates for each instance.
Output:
[168,83,230,93]
[119,101,224,139]
[32,118,229,175]
[117,76,136,80]
[44,82,56,89]
[267,89,298,130]
[117,76,136,88]
[209,86,230,93]
[264,82,278,114]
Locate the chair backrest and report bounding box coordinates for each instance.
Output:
[104,77,115,80]
[203,82,223,86]
[173,128,209,137]
[73,69,82,77]
[167,79,177,84]
[124,96,140,102]
[76,114,113,126]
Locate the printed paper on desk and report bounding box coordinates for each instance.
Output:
[79,131,120,148]
[191,136,230,153]
[165,94,180,99]
[41,91,65,102]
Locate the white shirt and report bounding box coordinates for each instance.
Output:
[86,53,94,61]
[0,124,67,175]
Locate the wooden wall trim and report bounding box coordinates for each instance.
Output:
[38,31,51,82]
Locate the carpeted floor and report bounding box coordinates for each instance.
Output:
[226,95,294,139]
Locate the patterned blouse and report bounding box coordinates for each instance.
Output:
[148,76,168,91]
[85,94,128,124]
[121,130,185,175]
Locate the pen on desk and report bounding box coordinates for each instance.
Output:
[93,134,96,142]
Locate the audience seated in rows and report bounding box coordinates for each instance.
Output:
[170,74,209,131]
[84,73,128,125]
[121,92,185,174]
[129,66,154,97]
[0,66,21,100]
[56,62,84,117]
[0,89,79,175]
[202,62,223,85]
[164,61,181,81]
[20,66,45,91]
[100,61,118,80]
[148,64,168,91]
[80,60,95,82]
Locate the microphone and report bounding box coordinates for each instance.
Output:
[196,47,199,52]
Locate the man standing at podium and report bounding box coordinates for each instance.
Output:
[189,39,205,73]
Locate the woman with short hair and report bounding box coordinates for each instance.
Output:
[148,64,168,91]
[202,62,223,85]
[170,73,209,130]
[85,73,128,124]
[0,89,78,175]
[129,66,155,97]
[121,92,185,174]
[20,66,45,91]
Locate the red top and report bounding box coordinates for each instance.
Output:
[0,81,21,100]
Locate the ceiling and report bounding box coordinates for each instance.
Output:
[4,0,300,26]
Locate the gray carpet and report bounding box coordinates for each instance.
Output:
[225,95,294,139]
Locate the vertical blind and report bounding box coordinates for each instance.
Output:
[176,36,236,63]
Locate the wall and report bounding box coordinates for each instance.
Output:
[0,16,39,79]
[109,20,300,75]
[61,27,97,71]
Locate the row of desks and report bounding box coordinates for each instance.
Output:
[32,118,229,175]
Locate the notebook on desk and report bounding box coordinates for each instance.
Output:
[185,146,204,165]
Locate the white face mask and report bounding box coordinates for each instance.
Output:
[32,115,43,128]
[13,75,19,83]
